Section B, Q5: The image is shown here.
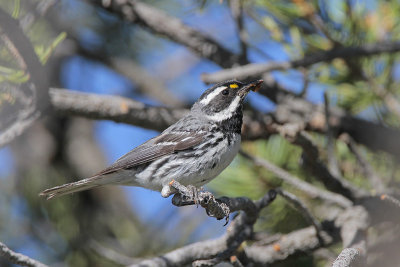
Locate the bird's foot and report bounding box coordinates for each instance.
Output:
[167,180,202,205]
[169,180,231,224]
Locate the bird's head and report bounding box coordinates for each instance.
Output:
[192,80,263,124]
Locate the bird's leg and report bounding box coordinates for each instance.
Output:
[161,182,178,198]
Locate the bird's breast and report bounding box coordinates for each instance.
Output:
[189,132,241,186]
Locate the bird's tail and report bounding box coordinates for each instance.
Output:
[39,176,104,200]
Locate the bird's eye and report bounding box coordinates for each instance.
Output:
[221,89,229,96]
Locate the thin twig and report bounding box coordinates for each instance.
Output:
[240,150,352,208]
[0,241,49,267]
[89,240,139,266]
[201,41,400,83]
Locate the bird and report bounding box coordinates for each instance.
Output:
[39,80,263,200]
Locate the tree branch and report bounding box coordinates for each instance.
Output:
[273,92,400,160]
[201,41,400,83]
[245,225,333,265]
[0,241,49,267]
[240,150,352,208]
[332,248,362,267]
[92,0,241,68]
[130,190,277,266]
[49,88,277,140]
[50,88,188,131]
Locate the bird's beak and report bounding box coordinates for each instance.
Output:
[238,80,263,97]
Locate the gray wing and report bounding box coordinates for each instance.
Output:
[96,131,206,176]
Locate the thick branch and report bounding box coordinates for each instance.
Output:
[0,241,49,267]
[92,0,241,68]
[202,41,400,83]
[50,88,188,131]
[49,88,277,140]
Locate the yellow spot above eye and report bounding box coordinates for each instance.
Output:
[229,83,239,89]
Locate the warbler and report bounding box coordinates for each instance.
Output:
[40,80,263,200]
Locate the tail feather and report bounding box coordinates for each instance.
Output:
[39,177,102,200]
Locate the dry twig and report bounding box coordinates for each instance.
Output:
[0,241,48,267]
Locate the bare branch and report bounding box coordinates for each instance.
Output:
[336,207,368,248]
[332,248,362,267]
[273,91,400,160]
[50,88,188,131]
[92,0,241,68]
[240,150,352,208]
[245,226,333,265]
[130,190,276,266]
[0,241,49,267]
[89,240,139,266]
[49,88,277,140]
[201,41,400,83]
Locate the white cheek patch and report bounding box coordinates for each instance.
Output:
[199,86,227,106]
[205,96,241,122]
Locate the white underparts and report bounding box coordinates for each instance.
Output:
[205,96,241,122]
[199,86,227,105]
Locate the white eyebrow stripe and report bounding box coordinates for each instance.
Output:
[199,86,227,106]
[205,96,241,122]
